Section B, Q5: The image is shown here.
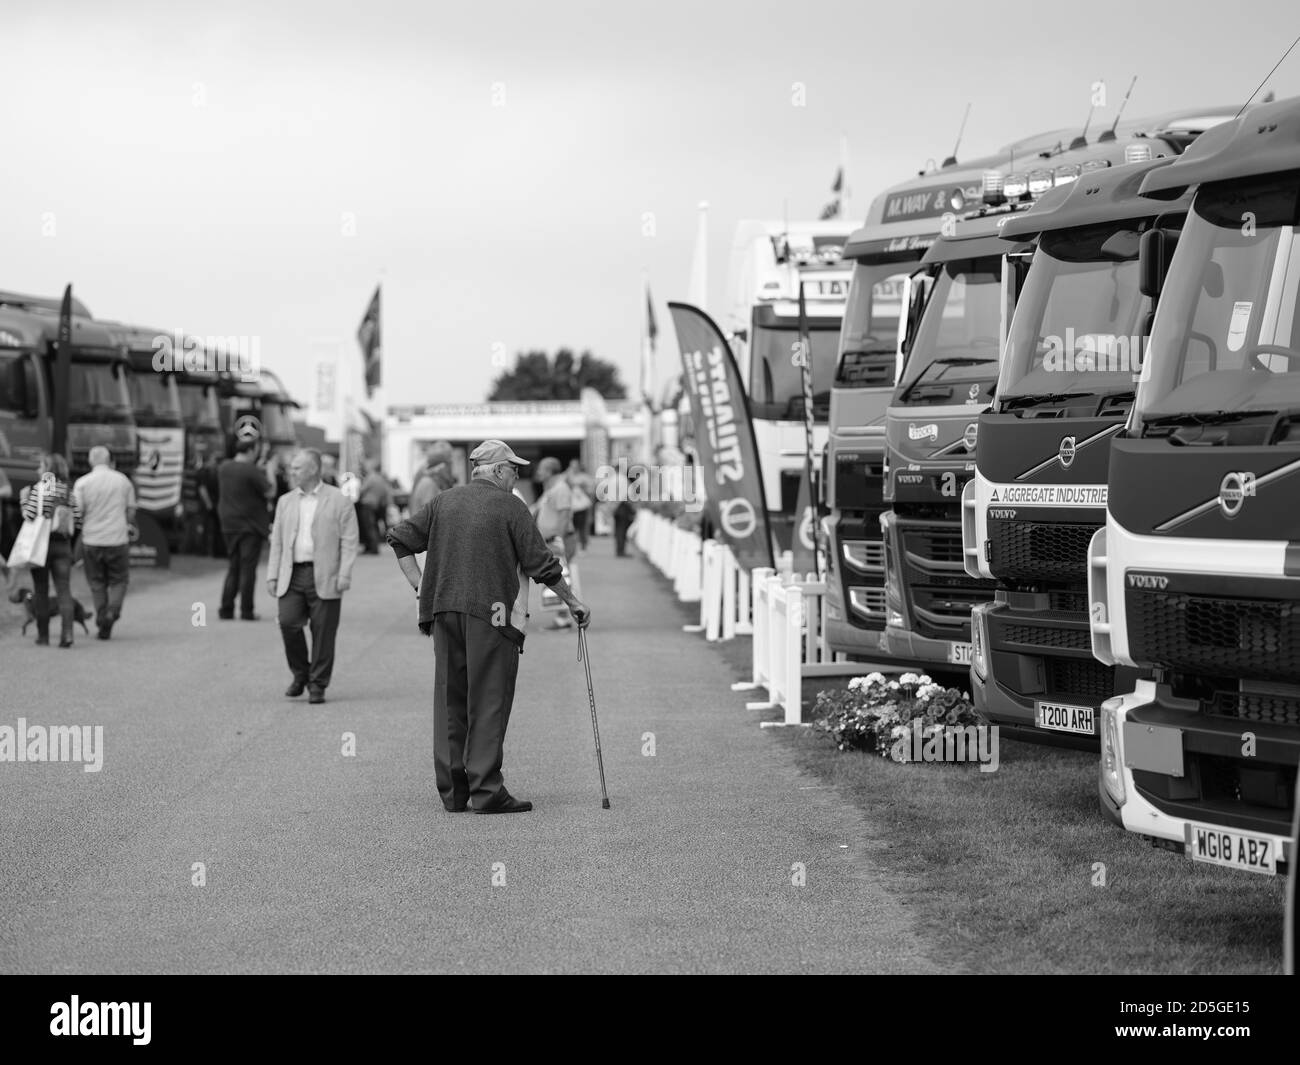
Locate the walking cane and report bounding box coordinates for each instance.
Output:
[577,627,611,809]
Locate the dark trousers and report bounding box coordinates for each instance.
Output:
[357,503,380,554]
[82,543,130,630]
[573,508,590,550]
[221,531,264,616]
[432,611,521,809]
[31,536,74,641]
[277,562,342,691]
[613,506,635,556]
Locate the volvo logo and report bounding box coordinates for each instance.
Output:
[963,423,978,451]
[1219,471,1256,518]
[719,497,758,540]
[1127,573,1169,590]
[1058,436,1077,469]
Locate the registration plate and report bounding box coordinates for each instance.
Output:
[1186,823,1276,875]
[1036,701,1095,735]
[948,642,972,665]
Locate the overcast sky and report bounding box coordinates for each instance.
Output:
[4,0,1298,423]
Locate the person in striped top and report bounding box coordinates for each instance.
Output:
[19,453,82,647]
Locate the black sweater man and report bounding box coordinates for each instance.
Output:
[386,439,591,815]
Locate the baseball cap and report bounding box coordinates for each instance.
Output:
[469,439,529,467]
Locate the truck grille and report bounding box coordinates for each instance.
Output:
[1128,589,1300,682]
[902,527,965,565]
[1046,657,1114,701]
[1001,623,1093,651]
[1050,590,1087,614]
[898,522,994,640]
[988,519,1099,582]
[1211,692,1300,727]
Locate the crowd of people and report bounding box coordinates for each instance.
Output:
[1,446,136,647]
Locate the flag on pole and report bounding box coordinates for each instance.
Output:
[641,281,658,409]
[357,285,381,397]
[819,167,843,220]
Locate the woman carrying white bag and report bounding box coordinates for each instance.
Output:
[14,453,81,647]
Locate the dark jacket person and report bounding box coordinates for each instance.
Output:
[387,439,590,815]
[217,439,274,620]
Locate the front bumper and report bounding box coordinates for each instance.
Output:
[973,596,1136,750]
[1103,681,1296,869]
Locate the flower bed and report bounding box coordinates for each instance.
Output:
[813,673,985,760]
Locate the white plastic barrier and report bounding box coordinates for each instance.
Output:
[731,570,860,725]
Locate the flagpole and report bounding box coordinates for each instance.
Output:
[840,132,851,221]
[798,281,823,580]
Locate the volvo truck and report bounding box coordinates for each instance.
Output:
[882,112,1236,677]
[963,156,1193,746]
[1090,95,1300,875]
[822,117,1205,659]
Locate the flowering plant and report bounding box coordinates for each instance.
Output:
[813,672,983,760]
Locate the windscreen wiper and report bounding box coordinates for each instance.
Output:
[1144,409,1279,427]
[998,391,1091,410]
[899,357,995,401]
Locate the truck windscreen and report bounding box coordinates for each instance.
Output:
[894,257,1001,406]
[1137,174,1300,426]
[259,400,296,442]
[836,261,906,387]
[70,361,133,422]
[748,321,839,420]
[178,381,221,429]
[999,224,1147,404]
[128,369,182,422]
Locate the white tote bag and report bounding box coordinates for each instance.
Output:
[8,480,52,570]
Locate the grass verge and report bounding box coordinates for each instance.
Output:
[648,556,1287,974]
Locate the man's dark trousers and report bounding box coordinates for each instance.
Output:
[221,531,264,616]
[278,562,341,692]
[432,611,520,810]
[82,543,130,631]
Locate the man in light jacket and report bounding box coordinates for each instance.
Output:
[267,449,359,704]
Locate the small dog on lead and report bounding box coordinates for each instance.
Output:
[8,587,94,635]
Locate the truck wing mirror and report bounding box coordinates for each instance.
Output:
[1139,229,1167,299]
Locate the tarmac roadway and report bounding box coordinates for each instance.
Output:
[0,530,940,974]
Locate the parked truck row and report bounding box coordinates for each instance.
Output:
[0,291,302,557]
[685,95,1297,878]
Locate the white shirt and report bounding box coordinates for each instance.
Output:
[293,483,323,563]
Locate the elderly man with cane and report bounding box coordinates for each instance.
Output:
[387,439,590,815]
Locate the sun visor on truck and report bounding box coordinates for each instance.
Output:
[920,229,1033,265]
[1141,96,1300,197]
[1001,158,1195,240]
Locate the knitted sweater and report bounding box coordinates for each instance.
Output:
[387,479,564,640]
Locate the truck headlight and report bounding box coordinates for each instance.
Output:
[971,604,990,681]
[1100,699,1126,807]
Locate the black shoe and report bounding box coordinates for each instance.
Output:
[444,798,469,813]
[59,635,73,648]
[240,613,260,621]
[285,679,307,697]
[474,793,533,814]
[35,635,50,646]
[218,609,235,620]
[308,688,325,704]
